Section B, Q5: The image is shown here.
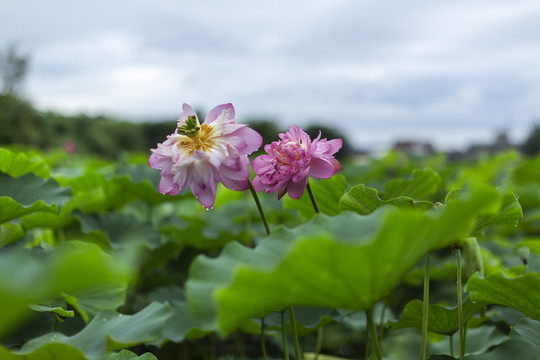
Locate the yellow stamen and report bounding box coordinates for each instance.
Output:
[177,123,216,154]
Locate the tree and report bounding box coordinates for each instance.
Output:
[0,43,30,95]
[304,123,355,160]
[522,123,540,156]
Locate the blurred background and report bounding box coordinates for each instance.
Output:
[1,0,540,157]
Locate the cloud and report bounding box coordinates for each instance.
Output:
[2,0,540,150]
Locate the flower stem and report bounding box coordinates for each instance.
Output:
[248,179,271,236]
[420,253,430,360]
[314,327,324,360]
[378,293,390,352]
[306,182,320,214]
[288,305,302,360]
[281,310,290,360]
[261,317,267,360]
[366,308,383,360]
[456,247,465,360]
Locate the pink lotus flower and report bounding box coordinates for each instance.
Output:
[149,103,262,209]
[251,125,343,199]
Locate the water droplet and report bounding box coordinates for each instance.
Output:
[472,301,476,304]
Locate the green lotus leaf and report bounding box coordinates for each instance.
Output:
[339,184,433,215]
[383,167,441,200]
[76,212,161,250]
[454,150,520,186]
[389,298,485,335]
[510,318,540,350]
[64,283,127,323]
[0,222,25,247]
[19,302,172,360]
[57,172,133,213]
[462,337,539,359]
[29,297,74,320]
[512,154,540,185]
[0,172,72,223]
[264,306,337,336]
[0,148,50,179]
[284,176,348,219]
[471,191,523,233]
[29,304,74,319]
[186,183,501,335]
[21,202,75,230]
[160,301,215,343]
[467,272,540,320]
[104,350,158,360]
[113,163,177,205]
[0,343,86,360]
[429,326,508,357]
[0,241,131,337]
[445,186,523,236]
[145,286,214,342]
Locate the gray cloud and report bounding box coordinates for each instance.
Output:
[2,0,540,151]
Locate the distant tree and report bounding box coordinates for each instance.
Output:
[522,124,540,156]
[245,119,281,150]
[0,94,41,145]
[0,43,30,95]
[141,121,178,151]
[304,123,355,161]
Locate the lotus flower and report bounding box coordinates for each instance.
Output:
[149,103,262,209]
[251,125,342,199]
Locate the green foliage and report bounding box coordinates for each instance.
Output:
[383,167,441,200]
[510,318,540,350]
[186,184,501,335]
[389,298,485,335]
[284,175,348,219]
[0,146,538,359]
[0,148,50,178]
[467,273,540,320]
[0,172,72,223]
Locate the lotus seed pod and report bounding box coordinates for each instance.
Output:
[463,237,484,278]
[433,202,446,210]
[517,246,530,262]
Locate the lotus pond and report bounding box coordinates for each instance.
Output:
[0,145,539,360]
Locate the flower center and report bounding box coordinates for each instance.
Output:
[177,121,216,154]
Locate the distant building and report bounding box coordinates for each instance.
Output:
[392,141,436,157]
[448,132,513,161]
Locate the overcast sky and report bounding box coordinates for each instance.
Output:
[2,0,540,151]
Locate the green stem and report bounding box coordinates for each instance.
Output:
[449,335,454,358]
[288,305,302,360]
[248,179,271,236]
[378,293,390,353]
[281,311,290,360]
[261,317,268,360]
[366,309,383,360]
[314,327,324,360]
[306,182,320,214]
[456,247,464,360]
[420,253,430,360]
